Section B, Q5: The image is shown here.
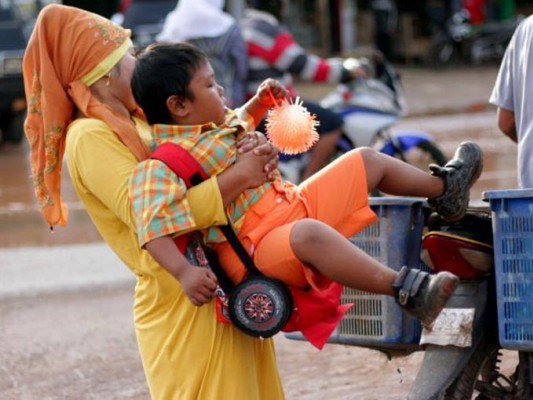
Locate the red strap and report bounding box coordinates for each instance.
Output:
[150,142,209,187]
[150,142,209,253]
[150,142,234,325]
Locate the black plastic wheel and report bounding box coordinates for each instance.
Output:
[229,276,293,339]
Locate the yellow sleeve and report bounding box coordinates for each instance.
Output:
[66,118,226,232]
[186,176,228,226]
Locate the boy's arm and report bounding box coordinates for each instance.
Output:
[240,78,289,126]
[242,94,272,127]
[187,132,279,219]
[145,235,218,306]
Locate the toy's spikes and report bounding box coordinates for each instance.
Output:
[265,97,320,155]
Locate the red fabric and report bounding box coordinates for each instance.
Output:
[152,142,210,254]
[313,61,331,82]
[283,282,353,350]
[463,0,486,24]
[119,0,131,13]
[248,32,294,65]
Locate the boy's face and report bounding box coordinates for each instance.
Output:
[186,60,227,126]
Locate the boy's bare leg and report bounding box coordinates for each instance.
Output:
[359,147,444,198]
[290,218,459,327]
[361,142,483,222]
[290,218,397,295]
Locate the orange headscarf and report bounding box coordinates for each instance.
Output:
[23,4,151,228]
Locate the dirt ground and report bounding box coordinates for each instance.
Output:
[0,283,430,400]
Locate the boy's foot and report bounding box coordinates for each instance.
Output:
[392,266,459,328]
[428,141,483,222]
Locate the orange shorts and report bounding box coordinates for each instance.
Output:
[214,149,378,290]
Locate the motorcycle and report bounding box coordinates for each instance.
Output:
[286,189,533,399]
[426,9,523,68]
[410,189,533,399]
[277,57,447,184]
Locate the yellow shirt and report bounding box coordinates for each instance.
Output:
[65,117,284,400]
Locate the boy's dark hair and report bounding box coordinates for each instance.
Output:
[131,42,208,125]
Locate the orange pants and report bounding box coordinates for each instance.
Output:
[214,149,378,290]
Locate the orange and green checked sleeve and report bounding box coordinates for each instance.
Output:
[130,158,198,247]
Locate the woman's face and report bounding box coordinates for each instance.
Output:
[110,48,138,112]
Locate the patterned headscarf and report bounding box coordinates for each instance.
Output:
[23,4,151,228]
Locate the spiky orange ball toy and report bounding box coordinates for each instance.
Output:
[265,97,320,154]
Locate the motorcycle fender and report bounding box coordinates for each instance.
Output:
[379,131,433,156]
[407,280,491,400]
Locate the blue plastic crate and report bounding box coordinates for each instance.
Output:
[286,197,427,348]
[484,189,533,351]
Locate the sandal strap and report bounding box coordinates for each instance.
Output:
[392,266,429,306]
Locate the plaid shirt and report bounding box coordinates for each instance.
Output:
[130,109,286,246]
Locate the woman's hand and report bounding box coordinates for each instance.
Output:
[237,131,279,181]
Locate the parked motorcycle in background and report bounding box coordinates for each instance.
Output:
[426,8,523,68]
[278,56,447,184]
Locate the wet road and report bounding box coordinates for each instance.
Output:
[0,141,101,248]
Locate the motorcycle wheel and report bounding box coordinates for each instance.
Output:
[443,334,533,399]
[426,36,461,69]
[395,141,447,171]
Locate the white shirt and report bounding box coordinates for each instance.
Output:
[490,15,533,188]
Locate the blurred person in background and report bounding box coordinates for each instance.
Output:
[490,15,533,188]
[157,0,248,108]
[241,0,369,181]
[369,0,398,61]
[23,4,284,399]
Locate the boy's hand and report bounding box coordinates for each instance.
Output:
[178,265,218,306]
[256,78,289,107]
[237,131,279,181]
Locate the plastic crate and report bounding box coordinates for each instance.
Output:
[286,196,427,348]
[484,189,533,351]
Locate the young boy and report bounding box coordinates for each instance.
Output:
[129,42,483,332]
